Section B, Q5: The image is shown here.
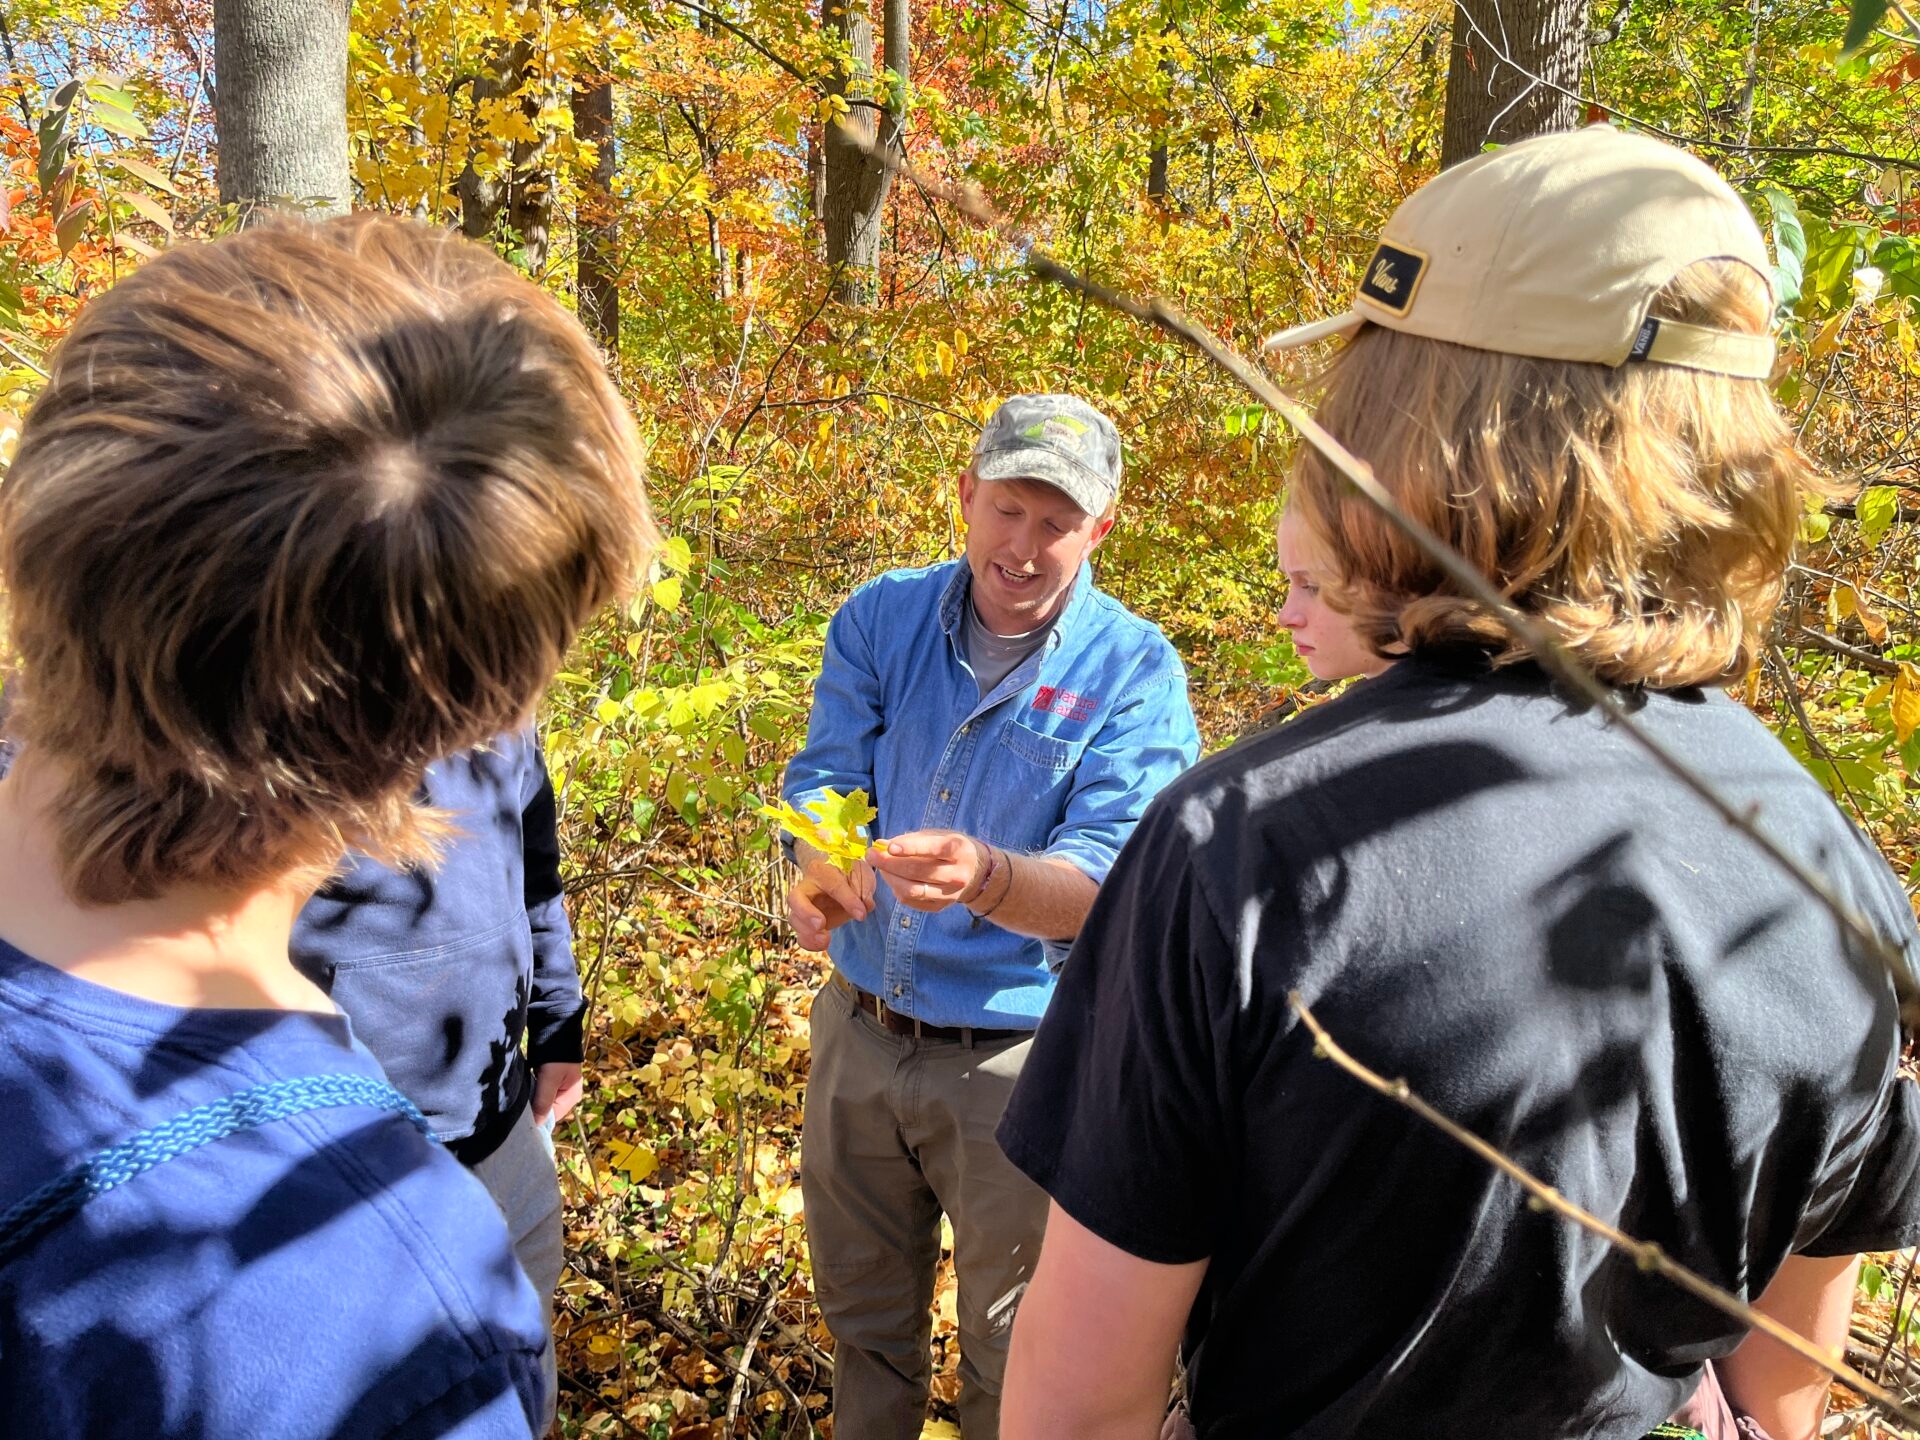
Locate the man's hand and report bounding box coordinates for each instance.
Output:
[532,1061,584,1128]
[787,851,876,951]
[869,830,990,913]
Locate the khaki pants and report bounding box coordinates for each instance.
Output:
[801,979,1050,1440]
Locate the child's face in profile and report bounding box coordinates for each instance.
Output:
[1277,508,1390,682]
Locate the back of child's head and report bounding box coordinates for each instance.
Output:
[1,213,657,904]
[1266,127,1825,690]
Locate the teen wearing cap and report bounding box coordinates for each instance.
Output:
[781,393,1200,1439]
[997,128,1920,1440]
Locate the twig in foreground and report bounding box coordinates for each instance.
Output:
[1292,995,1920,1433]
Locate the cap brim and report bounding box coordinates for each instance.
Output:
[972,447,1109,515]
[1261,311,1364,353]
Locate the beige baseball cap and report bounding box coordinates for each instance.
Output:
[1263,125,1777,380]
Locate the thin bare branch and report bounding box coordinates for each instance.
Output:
[1293,996,1920,1433]
[1451,2,1920,171]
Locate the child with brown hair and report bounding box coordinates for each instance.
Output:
[0,213,654,1438]
[997,127,1920,1440]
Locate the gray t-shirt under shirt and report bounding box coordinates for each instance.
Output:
[963,600,1054,696]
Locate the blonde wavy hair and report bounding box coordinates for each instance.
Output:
[1286,259,1828,689]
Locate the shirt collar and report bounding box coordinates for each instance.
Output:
[938,558,1095,644]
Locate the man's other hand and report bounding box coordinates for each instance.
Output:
[869,830,990,913]
[787,853,876,951]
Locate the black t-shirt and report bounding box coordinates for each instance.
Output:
[999,653,1920,1440]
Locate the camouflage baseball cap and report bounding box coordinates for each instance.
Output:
[970,394,1123,516]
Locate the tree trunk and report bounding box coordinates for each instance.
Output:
[507,37,552,272]
[1147,140,1169,201]
[212,0,351,217]
[574,72,618,353]
[457,0,551,265]
[822,0,907,306]
[1440,0,1588,169]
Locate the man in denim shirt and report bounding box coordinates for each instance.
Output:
[782,395,1200,1439]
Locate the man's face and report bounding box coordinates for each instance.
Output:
[959,472,1114,635]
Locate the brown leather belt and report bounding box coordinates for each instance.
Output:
[833,972,1031,1045]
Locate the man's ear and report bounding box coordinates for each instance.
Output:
[1088,513,1117,550]
[958,468,977,509]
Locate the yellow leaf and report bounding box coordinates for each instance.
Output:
[1856,597,1890,645]
[936,340,955,377]
[1829,583,1856,626]
[1893,664,1920,746]
[605,1139,657,1182]
[954,328,969,358]
[760,787,877,872]
[1809,313,1848,361]
[588,1333,619,1355]
[921,1422,963,1439]
[651,575,683,611]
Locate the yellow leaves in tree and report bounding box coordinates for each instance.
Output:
[759,787,878,871]
[1892,664,1920,746]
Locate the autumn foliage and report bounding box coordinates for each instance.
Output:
[0,0,1916,1433]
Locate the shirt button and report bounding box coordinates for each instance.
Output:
[960,723,970,734]
[940,789,951,802]
[893,986,904,997]
[900,915,911,929]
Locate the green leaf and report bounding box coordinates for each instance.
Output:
[1841,0,1889,60]
[108,153,180,195]
[659,535,694,574]
[1760,187,1804,316]
[36,110,68,195]
[54,197,94,256]
[89,101,148,140]
[1863,1261,1888,1300]
[1858,485,1899,546]
[117,188,173,236]
[1221,403,1266,437]
[83,80,139,112]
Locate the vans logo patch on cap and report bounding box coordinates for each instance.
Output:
[1629,317,1660,361]
[1357,241,1429,318]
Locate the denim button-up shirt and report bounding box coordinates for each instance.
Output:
[783,559,1200,1027]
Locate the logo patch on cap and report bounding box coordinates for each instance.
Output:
[1357,241,1429,318]
[1020,415,1090,443]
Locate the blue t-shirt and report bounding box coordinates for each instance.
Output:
[0,937,549,1438]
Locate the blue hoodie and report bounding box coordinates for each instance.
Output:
[291,728,582,1165]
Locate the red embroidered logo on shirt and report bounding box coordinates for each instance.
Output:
[1032,686,1099,722]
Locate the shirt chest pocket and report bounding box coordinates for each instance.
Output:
[998,718,1085,772]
